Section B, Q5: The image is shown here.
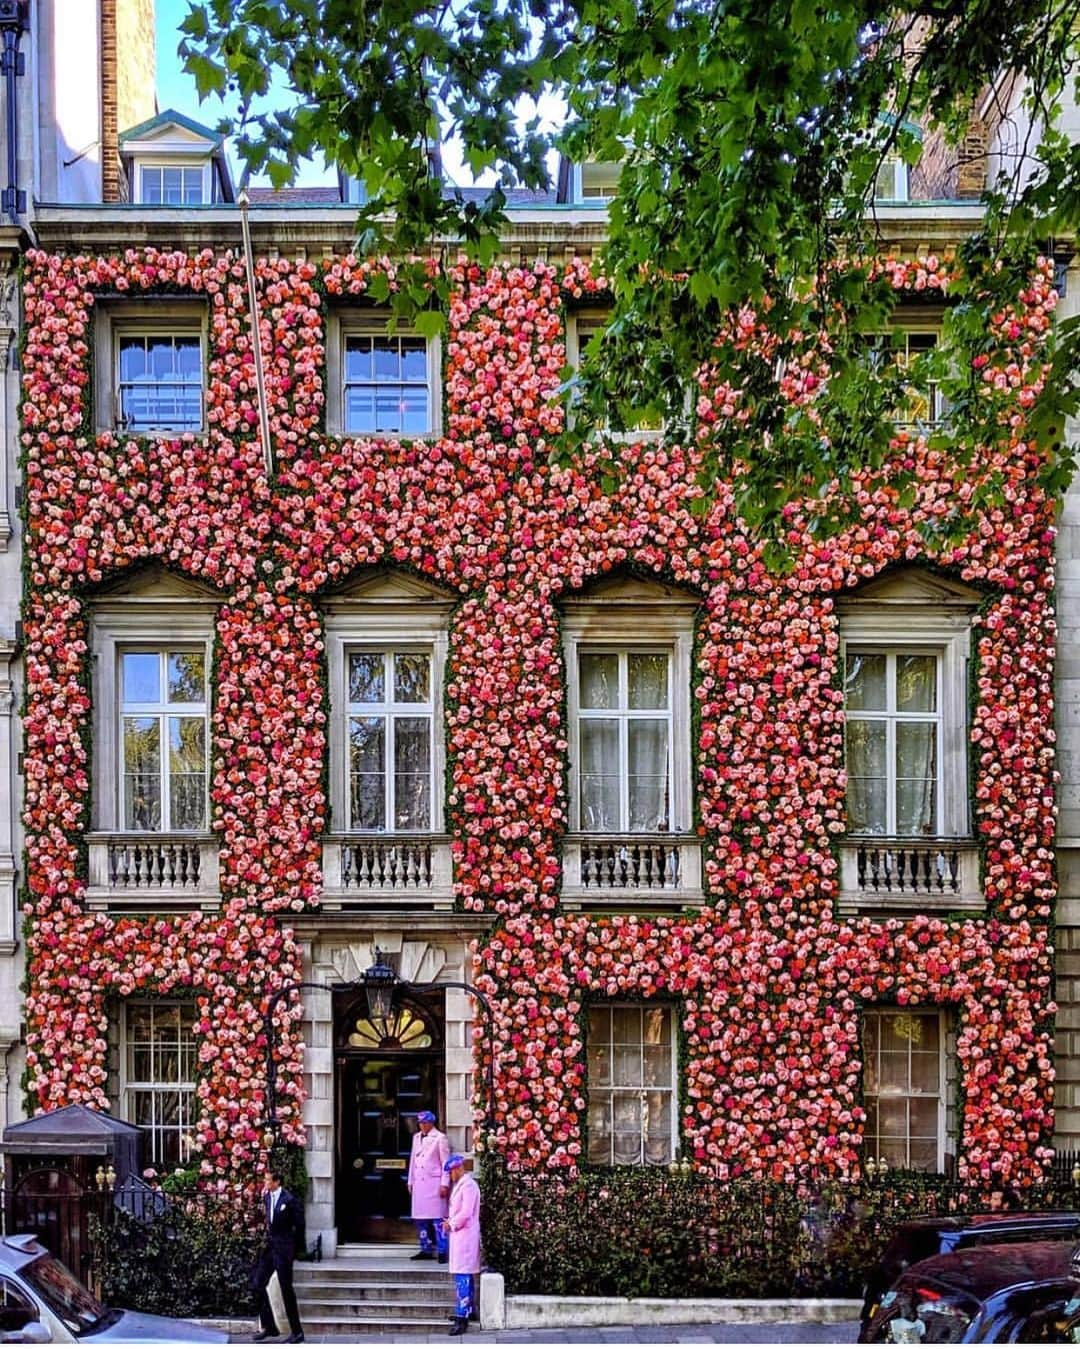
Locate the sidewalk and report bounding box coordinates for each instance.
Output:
[229,1321,860,1343]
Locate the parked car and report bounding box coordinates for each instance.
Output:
[859,1211,1080,1337]
[0,1234,226,1343]
[861,1239,1080,1343]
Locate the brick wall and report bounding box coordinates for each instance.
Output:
[100,0,155,203]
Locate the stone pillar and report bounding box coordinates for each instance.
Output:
[1055,252,1080,1149]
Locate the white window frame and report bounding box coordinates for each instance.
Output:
[572,160,620,203]
[325,578,454,836]
[136,159,210,206]
[117,647,209,834]
[344,649,436,833]
[576,649,674,833]
[873,151,910,202]
[861,1006,947,1173]
[586,1001,678,1167]
[91,596,216,834]
[565,308,664,441]
[120,1000,199,1168]
[844,647,943,838]
[325,310,442,439]
[94,301,208,437]
[563,585,696,836]
[839,603,972,840]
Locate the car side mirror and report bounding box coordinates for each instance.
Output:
[1,1323,51,1344]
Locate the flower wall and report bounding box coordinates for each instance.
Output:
[19,246,1058,1187]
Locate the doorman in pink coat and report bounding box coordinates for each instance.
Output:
[407,1109,450,1260]
[442,1154,481,1336]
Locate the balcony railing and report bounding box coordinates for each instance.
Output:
[86,834,220,910]
[838,836,982,911]
[322,834,453,909]
[562,834,704,906]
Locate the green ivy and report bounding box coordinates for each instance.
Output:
[481,1159,1080,1298]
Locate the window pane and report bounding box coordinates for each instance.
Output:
[169,717,206,830]
[612,1006,640,1045]
[643,1090,671,1165]
[373,340,399,381]
[612,1093,642,1164]
[119,338,148,383]
[394,653,430,703]
[128,1047,152,1081]
[168,651,205,703]
[911,1052,940,1094]
[401,341,427,382]
[149,338,175,381]
[176,339,202,378]
[122,652,160,704]
[588,1041,611,1088]
[400,387,429,435]
[142,169,162,204]
[345,336,373,381]
[846,720,887,833]
[126,1002,153,1042]
[345,387,375,433]
[643,1006,670,1046]
[162,168,183,204]
[628,654,668,709]
[581,719,619,831]
[350,716,386,829]
[580,654,618,709]
[628,720,669,831]
[588,1005,611,1045]
[349,653,385,704]
[182,169,204,205]
[644,1044,671,1086]
[587,1097,612,1164]
[896,722,937,835]
[394,717,431,830]
[614,1046,642,1087]
[897,655,937,712]
[880,1052,909,1092]
[845,653,887,711]
[123,717,161,830]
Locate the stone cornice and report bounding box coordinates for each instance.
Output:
[29,202,991,260]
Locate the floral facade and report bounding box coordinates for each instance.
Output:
[19,239,1058,1228]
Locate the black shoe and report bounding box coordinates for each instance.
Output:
[411,1250,434,1260]
[449,1317,468,1336]
[437,1252,449,1263]
[287,1335,305,1344]
[253,1334,276,1343]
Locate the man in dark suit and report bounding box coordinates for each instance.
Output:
[252,1166,305,1343]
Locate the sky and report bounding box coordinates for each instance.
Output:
[153,0,564,189]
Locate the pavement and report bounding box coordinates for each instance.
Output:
[230,1322,861,1343]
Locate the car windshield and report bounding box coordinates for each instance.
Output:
[20,1254,107,1334]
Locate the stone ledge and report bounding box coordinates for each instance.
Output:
[478,1274,861,1331]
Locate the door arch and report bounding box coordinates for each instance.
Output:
[334,989,445,1243]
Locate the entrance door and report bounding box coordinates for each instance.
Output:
[335,992,444,1244]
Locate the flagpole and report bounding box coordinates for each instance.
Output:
[238,186,275,479]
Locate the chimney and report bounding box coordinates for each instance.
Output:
[956,115,989,198]
[100,0,155,203]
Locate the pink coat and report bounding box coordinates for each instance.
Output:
[407,1126,450,1219]
[446,1171,481,1274]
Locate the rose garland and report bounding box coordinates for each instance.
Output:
[19,247,1058,1188]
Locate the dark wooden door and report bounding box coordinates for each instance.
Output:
[336,1053,441,1242]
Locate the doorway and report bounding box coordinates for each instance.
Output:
[334,989,444,1243]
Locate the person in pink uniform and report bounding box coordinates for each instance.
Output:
[407,1109,450,1261]
[441,1154,481,1336]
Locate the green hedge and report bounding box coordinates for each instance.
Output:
[90,1197,264,1319]
[481,1160,1080,1299]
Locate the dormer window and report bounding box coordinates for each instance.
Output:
[120,109,235,206]
[874,151,909,202]
[140,165,206,206]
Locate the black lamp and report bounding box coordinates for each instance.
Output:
[363,948,398,1023]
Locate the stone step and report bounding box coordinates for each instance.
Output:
[299,1296,453,1316]
[294,1266,448,1284]
[301,1316,453,1337]
[297,1284,449,1305]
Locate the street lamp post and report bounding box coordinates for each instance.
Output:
[261,951,496,1142]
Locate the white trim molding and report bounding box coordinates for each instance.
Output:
[87,567,221,911]
[562,574,702,907]
[837,568,982,914]
[322,569,456,908]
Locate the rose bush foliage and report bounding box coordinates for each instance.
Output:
[20,247,1058,1190]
